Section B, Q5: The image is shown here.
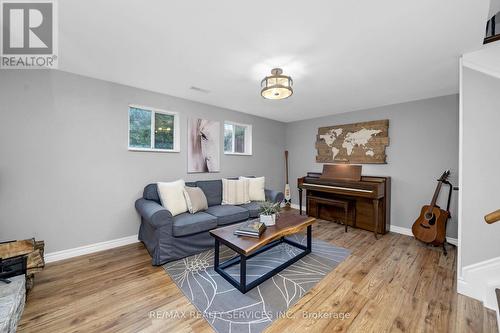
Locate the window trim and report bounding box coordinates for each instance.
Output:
[128,104,180,153]
[223,121,253,156]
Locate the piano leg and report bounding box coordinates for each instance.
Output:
[298,188,303,215]
[373,199,379,239]
[344,205,348,233]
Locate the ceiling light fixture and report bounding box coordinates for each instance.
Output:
[261,68,293,100]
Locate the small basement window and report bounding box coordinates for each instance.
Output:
[128,105,180,152]
[224,121,252,155]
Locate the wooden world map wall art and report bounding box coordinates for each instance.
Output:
[316,119,389,164]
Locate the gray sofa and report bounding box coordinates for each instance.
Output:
[135,179,284,265]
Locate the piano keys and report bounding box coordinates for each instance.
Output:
[297,164,391,238]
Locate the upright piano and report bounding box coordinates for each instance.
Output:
[297,164,391,238]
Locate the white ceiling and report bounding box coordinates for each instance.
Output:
[59,0,490,122]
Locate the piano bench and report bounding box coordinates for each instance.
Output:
[308,196,355,232]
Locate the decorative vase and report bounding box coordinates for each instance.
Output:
[260,213,276,226]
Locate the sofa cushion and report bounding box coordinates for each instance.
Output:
[183,187,208,214]
[239,202,261,218]
[157,180,188,216]
[240,176,265,201]
[172,212,217,237]
[196,180,222,206]
[222,178,250,205]
[206,205,250,226]
[143,184,161,204]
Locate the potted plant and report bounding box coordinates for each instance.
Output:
[259,201,281,226]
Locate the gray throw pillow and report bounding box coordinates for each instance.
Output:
[183,187,209,214]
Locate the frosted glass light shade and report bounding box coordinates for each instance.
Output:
[261,68,293,100]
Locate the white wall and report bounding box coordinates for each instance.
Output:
[285,95,459,238]
[457,61,500,314]
[460,66,500,267]
[0,69,473,260]
[0,70,286,253]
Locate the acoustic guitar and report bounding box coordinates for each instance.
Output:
[411,170,450,245]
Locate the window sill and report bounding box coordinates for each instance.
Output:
[128,147,180,153]
[224,152,252,156]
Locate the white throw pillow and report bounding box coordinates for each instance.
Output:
[239,176,266,201]
[157,180,188,216]
[222,178,250,205]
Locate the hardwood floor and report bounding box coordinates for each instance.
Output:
[19,211,498,332]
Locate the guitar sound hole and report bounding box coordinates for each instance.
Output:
[424,212,436,225]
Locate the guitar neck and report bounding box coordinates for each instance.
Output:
[429,181,443,209]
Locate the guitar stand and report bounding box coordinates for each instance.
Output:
[442,241,449,256]
[441,180,455,256]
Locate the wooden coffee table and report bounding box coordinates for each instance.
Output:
[209,212,316,293]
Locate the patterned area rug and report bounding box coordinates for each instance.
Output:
[163,235,350,333]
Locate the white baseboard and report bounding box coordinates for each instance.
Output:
[45,234,139,263]
[389,225,458,246]
[458,256,500,312]
[288,204,458,246]
[389,225,414,236]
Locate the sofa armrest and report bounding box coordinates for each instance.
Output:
[135,198,173,229]
[265,189,284,204]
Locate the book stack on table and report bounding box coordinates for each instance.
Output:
[234,220,266,238]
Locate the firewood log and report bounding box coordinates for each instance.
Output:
[0,238,45,291]
[0,239,35,258]
[34,240,45,257]
[27,249,44,270]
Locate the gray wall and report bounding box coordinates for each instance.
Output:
[285,95,459,238]
[0,70,461,254]
[461,67,500,267]
[0,70,286,253]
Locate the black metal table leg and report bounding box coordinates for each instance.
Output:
[240,255,247,293]
[214,239,220,268]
